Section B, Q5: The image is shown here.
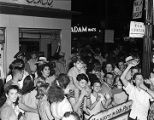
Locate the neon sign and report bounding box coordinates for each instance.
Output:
[71,26,97,33]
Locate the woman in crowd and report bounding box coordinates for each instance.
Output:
[20,75,39,120]
[0,85,20,120]
[48,74,73,120]
[35,63,56,87]
[36,83,54,120]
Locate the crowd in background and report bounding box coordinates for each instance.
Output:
[0,44,154,120]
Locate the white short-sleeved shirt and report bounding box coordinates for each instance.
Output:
[124,83,152,120]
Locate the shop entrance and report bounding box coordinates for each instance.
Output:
[19,28,61,59]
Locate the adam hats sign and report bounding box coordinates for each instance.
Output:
[129,21,145,38]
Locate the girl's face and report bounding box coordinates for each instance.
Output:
[78,79,88,88]
[93,82,101,92]
[42,66,50,78]
[7,89,18,103]
[106,64,113,72]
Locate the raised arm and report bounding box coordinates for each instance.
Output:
[120,59,139,87]
[120,64,132,87]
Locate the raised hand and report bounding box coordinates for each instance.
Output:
[128,59,139,67]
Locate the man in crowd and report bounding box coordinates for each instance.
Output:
[120,59,154,120]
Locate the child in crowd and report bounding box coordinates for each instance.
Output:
[85,80,106,119]
[68,73,91,119]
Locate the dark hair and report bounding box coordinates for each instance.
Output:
[76,73,89,83]
[12,66,24,77]
[63,111,80,120]
[104,72,114,78]
[37,63,54,78]
[21,75,35,95]
[71,56,82,64]
[9,59,25,70]
[133,72,142,80]
[88,74,100,86]
[4,85,19,94]
[48,85,65,103]
[55,74,70,89]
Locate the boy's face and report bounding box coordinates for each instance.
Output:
[135,74,143,86]
[74,60,84,70]
[78,79,88,88]
[93,82,101,92]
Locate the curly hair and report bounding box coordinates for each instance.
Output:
[37,63,55,78]
[76,73,89,83]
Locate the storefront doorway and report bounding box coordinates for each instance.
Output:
[19,28,61,59]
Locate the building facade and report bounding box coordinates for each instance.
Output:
[0,0,72,76]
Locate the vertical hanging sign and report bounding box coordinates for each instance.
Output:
[132,0,143,19]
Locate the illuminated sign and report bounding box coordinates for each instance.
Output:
[129,21,145,38]
[71,26,97,33]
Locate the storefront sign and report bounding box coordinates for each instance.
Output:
[89,101,132,120]
[71,26,97,33]
[0,0,54,8]
[132,0,143,19]
[129,21,145,38]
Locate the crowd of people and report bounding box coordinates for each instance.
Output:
[0,45,154,120]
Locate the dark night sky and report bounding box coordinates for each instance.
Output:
[72,0,133,30]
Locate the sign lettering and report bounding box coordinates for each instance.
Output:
[26,0,53,7]
[129,21,145,38]
[71,26,97,33]
[132,0,143,19]
[89,101,132,120]
[0,0,54,8]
